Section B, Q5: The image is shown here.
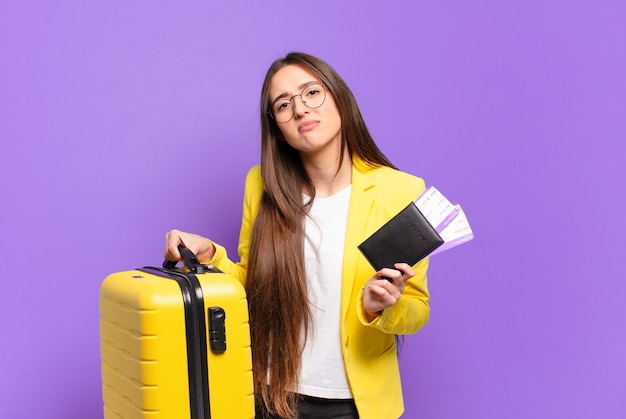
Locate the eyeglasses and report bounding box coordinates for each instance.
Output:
[269,83,327,124]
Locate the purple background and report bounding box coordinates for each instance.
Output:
[1,1,625,418]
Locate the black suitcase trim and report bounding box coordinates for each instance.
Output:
[139,266,211,419]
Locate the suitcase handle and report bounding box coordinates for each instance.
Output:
[163,245,222,274]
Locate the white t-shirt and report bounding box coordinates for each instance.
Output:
[297,185,353,399]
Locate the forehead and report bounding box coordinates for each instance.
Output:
[269,64,321,96]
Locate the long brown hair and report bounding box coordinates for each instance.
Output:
[246,52,396,418]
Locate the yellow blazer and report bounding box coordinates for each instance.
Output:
[208,158,430,419]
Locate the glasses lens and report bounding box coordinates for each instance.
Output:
[272,99,293,123]
[301,84,326,109]
[271,84,327,123]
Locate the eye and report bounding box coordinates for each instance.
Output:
[305,88,320,98]
[274,101,291,113]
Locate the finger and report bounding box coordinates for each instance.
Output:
[366,282,389,297]
[378,271,405,295]
[378,268,404,285]
[370,279,403,301]
[394,263,415,280]
[364,287,392,310]
[164,230,183,260]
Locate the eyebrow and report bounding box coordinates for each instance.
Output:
[271,81,320,105]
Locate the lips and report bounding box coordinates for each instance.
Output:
[297,120,320,132]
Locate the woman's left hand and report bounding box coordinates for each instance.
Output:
[362,263,415,315]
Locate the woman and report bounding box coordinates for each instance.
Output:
[165,52,431,419]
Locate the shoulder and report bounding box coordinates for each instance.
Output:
[369,165,424,185]
[353,160,426,199]
[244,165,262,189]
[242,165,263,208]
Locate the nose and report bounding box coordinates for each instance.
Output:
[291,95,308,117]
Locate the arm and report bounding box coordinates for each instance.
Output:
[164,166,262,285]
[357,257,430,335]
[350,165,431,335]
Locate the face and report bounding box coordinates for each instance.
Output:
[268,64,342,159]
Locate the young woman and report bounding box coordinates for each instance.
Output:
[165,52,431,419]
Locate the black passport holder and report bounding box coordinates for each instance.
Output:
[358,202,444,271]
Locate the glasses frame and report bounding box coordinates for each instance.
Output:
[269,83,327,124]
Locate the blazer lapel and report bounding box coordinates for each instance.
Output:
[341,160,377,315]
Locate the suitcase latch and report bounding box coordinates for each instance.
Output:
[208,307,227,353]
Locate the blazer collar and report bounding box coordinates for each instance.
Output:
[347,157,378,241]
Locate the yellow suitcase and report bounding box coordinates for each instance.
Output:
[100,248,254,418]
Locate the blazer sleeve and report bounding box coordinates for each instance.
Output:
[356,256,430,335]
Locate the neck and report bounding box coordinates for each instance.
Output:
[301,147,352,198]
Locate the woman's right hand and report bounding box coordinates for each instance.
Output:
[164,229,216,263]
[361,263,415,316]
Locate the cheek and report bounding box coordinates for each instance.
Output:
[325,101,342,130]
[328,110,342,134]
